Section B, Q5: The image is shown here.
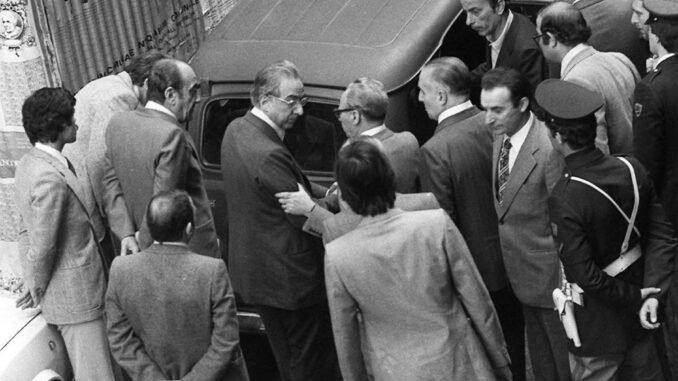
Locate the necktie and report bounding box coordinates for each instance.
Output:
[497,138,511,203]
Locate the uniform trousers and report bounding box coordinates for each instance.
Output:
[523,305,572,381]
[258,302,340,381]
[57,317,115,381]
[569,333,663,381]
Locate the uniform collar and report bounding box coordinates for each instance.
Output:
[564,146,604,171]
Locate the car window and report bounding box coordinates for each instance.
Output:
[200,97,347,174]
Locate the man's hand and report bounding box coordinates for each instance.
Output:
[639,297,660,330]
[275,183,315,216]
[15,288,37,310]
[120,235,140,256]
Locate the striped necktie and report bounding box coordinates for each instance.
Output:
[497,138,511,203]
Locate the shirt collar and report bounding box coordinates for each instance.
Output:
[35,142,68,169]
[438,100,474,123]
[145,101,177,120]
[654,53,677,70]
[251,107,285,140]
[488,11,513,45]
[360,124,386,137]
[561,43,589,77]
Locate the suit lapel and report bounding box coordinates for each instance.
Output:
[496,119,539,219]
[562,46,596,77]
[31,148,89,213]
[436,107,480,135]
[495,15,519,68]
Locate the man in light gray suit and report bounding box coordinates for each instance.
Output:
[15,88,114,380]
[535,1,640,155]
[481,68,570,381]
[334,77,420,193]
[106,190,248,381]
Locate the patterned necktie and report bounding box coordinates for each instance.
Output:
[497,138,512,203]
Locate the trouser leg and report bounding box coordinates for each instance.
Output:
[619,334,664,381]
[524,305,572,381]
[58,317,115,381]
[491,287,526,381]
[569,352,623,381]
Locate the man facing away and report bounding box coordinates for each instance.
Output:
[417,56,525,380]
[334,77,419,193]
[481,67,571,381]
[538,78,675,381]
[220,60,339,381]
[535,1,640,155]
[15,87,114,380]
[102,58,220,258]
[106,190,248,381]
[325,139,511,381]
[461,0,547,102]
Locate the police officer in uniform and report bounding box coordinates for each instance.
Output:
[633,0,678,234]
[537,79,676,381]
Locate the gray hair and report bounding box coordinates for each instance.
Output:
[344,77,388,123]
[250,60,300,107]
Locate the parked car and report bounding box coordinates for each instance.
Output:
[0,294,72,381]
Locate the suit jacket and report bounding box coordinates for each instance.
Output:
[63,71,139,217]
[562,45,640,155]
[102,106,219,257]
[105,244,248,381]
[633,55,678,233]
[572,0,650,77]
[420,106,507,292]
[221,111,326,309]
[304,192,440,243]
[548,148,676,356]
[493,116,564,308]
[325,209,509,381]
[471,12,547,100]
[372,128,420,193]
[14,148,106,324]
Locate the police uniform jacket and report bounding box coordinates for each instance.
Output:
[633,54,678,232]
[548,147,676,356]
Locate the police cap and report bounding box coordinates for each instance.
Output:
[645,0,678,24]
[534,79,603,122]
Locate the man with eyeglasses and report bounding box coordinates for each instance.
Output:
[220,60,340,381]
[534,1,640,155]
[102,58,221,258]
[333,77,419,193]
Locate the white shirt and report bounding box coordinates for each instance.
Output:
[437,100,474,123]
[251,107,285,140]
[489,11,514,68]
[560,43,589,77]
[35,142,68,169]
[505,112,534,172]
[654,53,677,70]
[145,101,177,120]
[360,124,386,136]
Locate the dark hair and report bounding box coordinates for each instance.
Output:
[481,67,532,107]
[250,60,300,107]
[652,23,678,53]
[335,139,396,217]
[538,2,591,46]
[344,77,388,123]
[123,50,169,86]
[146,190,195,242]
[22,87,75,145]
[423,57,471,98]
[544,115,596,149]
[146,58,184,104]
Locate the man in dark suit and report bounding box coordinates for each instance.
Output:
[15,88,114,380]
[481,68,571,381]
[461,0,547,103]
[220,60,339,381]
[417,56,525,380]
[539,78,675,381]
[634,1,678,377]
[102,58,220,258]
[105,190,248,381]
[334,77,419,193]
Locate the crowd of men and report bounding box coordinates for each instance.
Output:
[11,0,678,380]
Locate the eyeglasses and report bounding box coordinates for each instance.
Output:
[270,95,308,107]
[333,107,356,118]
[532,33,544,44]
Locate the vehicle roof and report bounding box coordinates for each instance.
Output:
[190,0,462,93]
